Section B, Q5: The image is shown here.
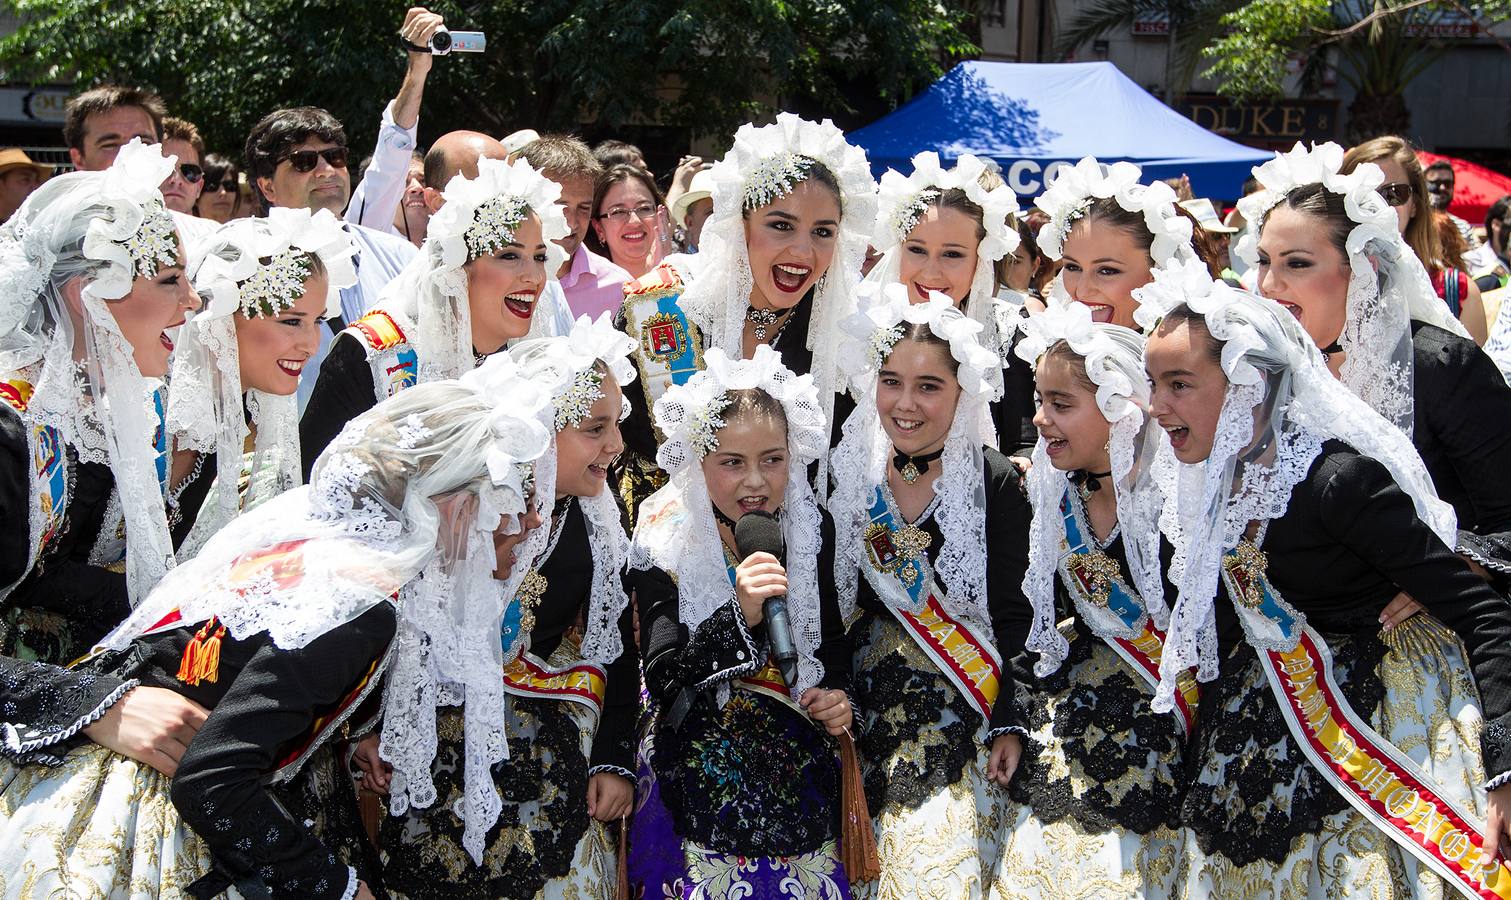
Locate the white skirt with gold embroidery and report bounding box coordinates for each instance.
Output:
[0,742,224,899]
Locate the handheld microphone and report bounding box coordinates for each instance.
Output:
[734,510,799,688]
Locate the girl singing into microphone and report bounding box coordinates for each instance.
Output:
[625,344,858,898]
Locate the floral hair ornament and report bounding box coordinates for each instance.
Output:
[1017,296,1143,423]
[873,151,1022,263]
[1231,141,1467,433]
[82,138,182,300]
[653,343,829,473]
[1033,156,1195,267]
[426,154,570,277]
[542,313,638,431]
[841,282,1003,403]
[1133,258,1267,387]
[191,207,357,321]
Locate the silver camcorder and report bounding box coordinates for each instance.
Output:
[430,27,486,55]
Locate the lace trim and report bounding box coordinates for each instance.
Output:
[271,638,395,785]
[1457,534,1511,575]
[587,764,635,781]
[983,725,1028,743]
[337,866,358,900]
[1,677,139,758]
[1485,770,1511,792]
[692,598,764,693]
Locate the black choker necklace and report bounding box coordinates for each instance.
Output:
[712,504,738,528]
[892,447,945,484]
[1069,468,1113,495]
[1320,340,1343,360]
[746,306,785,342]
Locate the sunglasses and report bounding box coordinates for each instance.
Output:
[177,163,203,184]
[1378,182,1414,208]
[202,173,240,193]
[278,147,349,173]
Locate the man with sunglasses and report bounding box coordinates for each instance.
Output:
[244,105,416,409]
[156,116,222,247]
[1425,160,1480,250]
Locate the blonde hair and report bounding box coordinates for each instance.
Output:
[1343,136,1444,274]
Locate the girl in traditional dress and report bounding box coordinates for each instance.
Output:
[1239,141,1511,581]
[300,155,569,475]
[616,114,875,513]
[168,207,356,558]
[1033,157,1198,330]
[865,152,1035,453]
[0,139,200,661]
[1137,279,1511,898]
[377,314,640,898]
[0,362,554,899]
[828,287,1031,899]
[992,300,1184,897]
[627,345,857,898]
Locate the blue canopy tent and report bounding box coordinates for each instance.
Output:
[848,60,1273,202]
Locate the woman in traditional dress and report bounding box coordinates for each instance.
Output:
[991,300,1184,897]
[167,207,356,558]
[0,361,554,899]
[1239,141,1511,582]
[299,154,569,476]
[864,152,1034,453]
[1033,157,1198,330]
[1137,279,1511,897]
[376,314,640,898]
[616,113,875,514]
[626,345,857,898]
[827,287,1031,898]
[0,139,200,661]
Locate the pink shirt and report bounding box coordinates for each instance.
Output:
[560,245,633,320]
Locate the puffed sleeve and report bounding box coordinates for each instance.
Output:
[982,451,1036,740]
[170,603,395,900]
[0,654,134,765]
[588,602,639,779]
[298,332,377,480]
[1316,452,1511,785]
[631,565,764,706]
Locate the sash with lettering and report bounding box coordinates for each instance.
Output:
[1222,539,1511,899]
[857,486,1002,723]
[719,552,808,717]
[345,308,419,402]
[621,262,703,440]
[1057,491,1199,737]
[127,538,396,784]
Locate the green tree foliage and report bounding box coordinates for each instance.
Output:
[0,0,977,156]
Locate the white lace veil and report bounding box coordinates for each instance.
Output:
[1235,142,1468,436]
[863,151,1021,394]
[505,313,637,665]
[171,208,357,559]
[679,113,876,489]
[1134,276,1455,713]
[828,285,1003,637]
[0,138,183,603]
[1034,157,1198,269]
[630,344,829,699]
[1013,299,1165,675]
[378,156,570,382]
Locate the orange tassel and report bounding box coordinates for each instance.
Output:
[176,617,226,686]
[616,814,630,900]
[838,727,880,883]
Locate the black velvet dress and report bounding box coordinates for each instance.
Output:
[1178,440,1511,890]
[379,498,640,900]
[0,602,396,899]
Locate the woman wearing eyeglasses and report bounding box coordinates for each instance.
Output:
[194,153,244,224]
[1242,141,1511,584]
[588,164,672,279]
[1343,136,1488,345]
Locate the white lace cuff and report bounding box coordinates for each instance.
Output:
[338,865,359,900]
[587,764,635,782]
[982,725,1028,746]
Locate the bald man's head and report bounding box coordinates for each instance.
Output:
[422,130,508,190]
